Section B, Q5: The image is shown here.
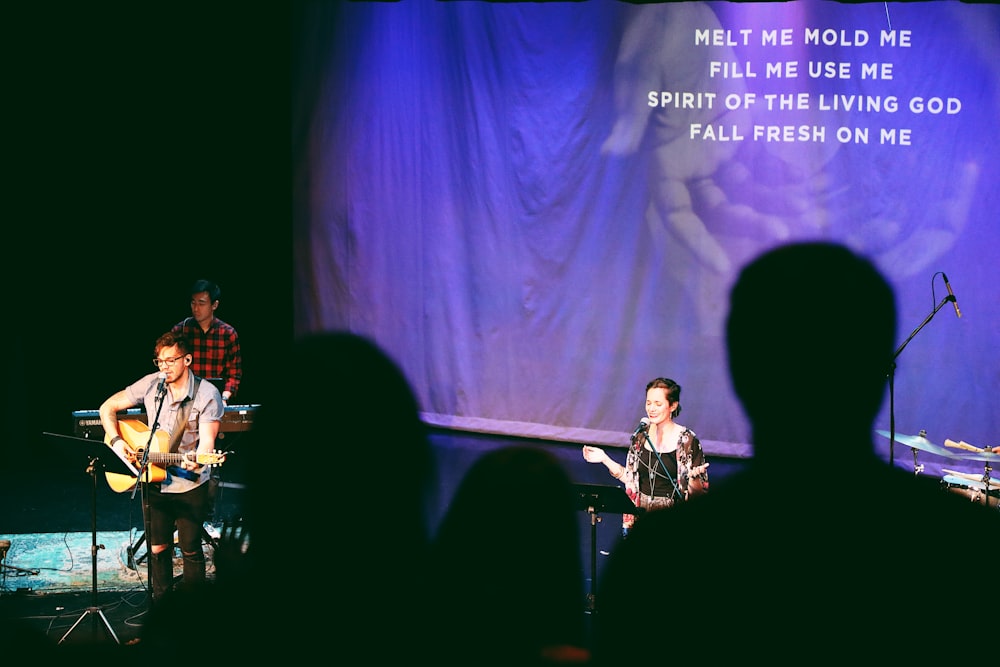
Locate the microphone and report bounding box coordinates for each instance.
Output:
[630,417,650,440]
[942,273,962,318]
[156,372,167,396]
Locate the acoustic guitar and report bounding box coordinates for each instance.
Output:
[103,418,226,493]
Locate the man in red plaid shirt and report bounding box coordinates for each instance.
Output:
[171,279,243,404]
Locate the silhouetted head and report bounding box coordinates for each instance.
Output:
[144,330,436,659]
[247,330,435,575]
[726,242,896,447]
[293,330,431,507]
[429,445,587,663]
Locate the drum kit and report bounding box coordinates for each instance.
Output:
[876,429,1000,510]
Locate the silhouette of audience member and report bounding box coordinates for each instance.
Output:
[137,331,437,663]
[427,446,590,665]
[591,242,1000,663]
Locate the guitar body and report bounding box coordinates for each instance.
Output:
[104,419,170,493]
[103,419,226,493]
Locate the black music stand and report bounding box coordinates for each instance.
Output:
[572,483,642,613]
[43,432,137,645]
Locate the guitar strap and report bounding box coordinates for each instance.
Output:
[167,376,201,453]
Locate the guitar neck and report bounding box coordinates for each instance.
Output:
[136,448,224,468]
[144,452,191,466]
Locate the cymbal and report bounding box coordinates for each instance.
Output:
[876,430,955,457]
[953,450,1000,463]
[941,468,1000,491]
[942,475,1000,494]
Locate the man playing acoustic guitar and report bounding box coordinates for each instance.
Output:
[99,331,225,602]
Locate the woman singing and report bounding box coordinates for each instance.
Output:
[582,377,709,529]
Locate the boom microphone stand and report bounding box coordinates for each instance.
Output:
[887,289,956,467]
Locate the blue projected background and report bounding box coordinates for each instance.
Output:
[293,1,1000,480]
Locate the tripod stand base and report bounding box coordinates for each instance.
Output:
[58,606,120,645]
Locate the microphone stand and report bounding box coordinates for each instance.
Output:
[132,383,168,602]
[887,294,955,467]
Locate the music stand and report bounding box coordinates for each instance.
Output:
[572,483,643,613]
[43,432,137,645]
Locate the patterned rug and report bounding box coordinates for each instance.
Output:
[0,527,218,595]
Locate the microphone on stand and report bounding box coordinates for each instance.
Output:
[156,372,167,397]
[630,417,650,444]
[942,273,962,319]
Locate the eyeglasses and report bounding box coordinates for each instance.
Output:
[153,355,185,368]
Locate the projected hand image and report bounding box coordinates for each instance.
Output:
[602,2,992,333]
[602,4,800,276]
[602,3,803,334]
